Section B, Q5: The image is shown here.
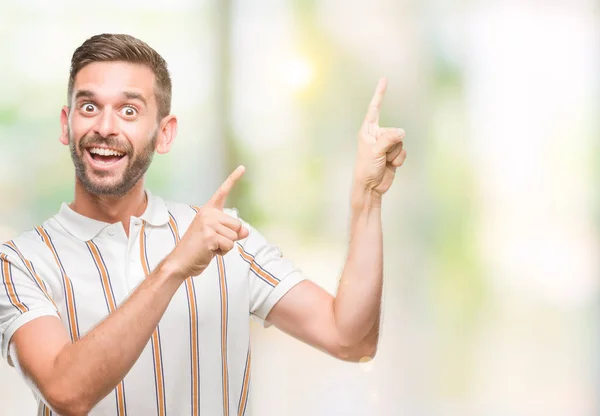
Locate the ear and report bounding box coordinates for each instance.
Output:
[155,115,178,154]
[59,106,70,146]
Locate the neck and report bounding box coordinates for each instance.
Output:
[70,179,148,233]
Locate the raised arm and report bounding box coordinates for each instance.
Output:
[266,79,406,361]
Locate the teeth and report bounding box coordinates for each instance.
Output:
[89,147,125,157]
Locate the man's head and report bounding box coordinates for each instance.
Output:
[60,34,177,197]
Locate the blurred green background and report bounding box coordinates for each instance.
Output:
[0,1,598,415]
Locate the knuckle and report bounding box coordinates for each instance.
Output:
[204,228,216,240]
[204,209,218,222]
[233,219,242,231]
[377,131,392,141]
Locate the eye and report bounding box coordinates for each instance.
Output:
[120,106,138,118]
[81,102,97,113]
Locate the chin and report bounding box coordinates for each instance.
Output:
[80,176,131,197]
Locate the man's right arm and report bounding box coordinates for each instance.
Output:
[11,261,182,416]
[9,166,248,416]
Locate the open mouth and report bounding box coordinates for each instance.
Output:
[87,147,125,165]
[86,147,127,167]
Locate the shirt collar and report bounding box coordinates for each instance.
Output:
[54,189,170,241]
[139,189,170,226]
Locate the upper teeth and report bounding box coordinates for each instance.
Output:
[89,148,125,157]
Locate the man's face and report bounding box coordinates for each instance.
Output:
[65,61,160,197]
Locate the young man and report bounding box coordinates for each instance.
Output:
[0,34,406,416]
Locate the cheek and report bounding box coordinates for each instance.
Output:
[69,115,94,140]
[122,123,157,149]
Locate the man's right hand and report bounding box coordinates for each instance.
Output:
[164,165,249,279]
[5,168,249,416]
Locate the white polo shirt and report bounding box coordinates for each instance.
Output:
[0,190,306,416]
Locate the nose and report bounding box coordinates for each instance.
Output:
[94,109,119,138]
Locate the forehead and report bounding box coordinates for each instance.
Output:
[73,61,156,102]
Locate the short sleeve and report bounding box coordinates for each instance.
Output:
[0,253,59,361]
[227,209,306,326]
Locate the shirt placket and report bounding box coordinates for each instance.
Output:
[125,217,144,290]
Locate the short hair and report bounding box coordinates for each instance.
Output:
[68,33,172,120]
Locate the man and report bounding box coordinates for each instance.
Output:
[0,34,406,416]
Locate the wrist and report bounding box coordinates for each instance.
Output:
[351,181,382,212]
[156,256,189,282]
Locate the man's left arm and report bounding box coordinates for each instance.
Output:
[266,78,406,362]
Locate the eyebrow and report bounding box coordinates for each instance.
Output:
[123,91,148,107]
[74,90,95,100]
[74,90,148,107]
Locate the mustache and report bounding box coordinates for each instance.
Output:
[79,134,133,155]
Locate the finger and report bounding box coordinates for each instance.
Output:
[214,223,243,242]
[390,149,407,167]
[386,141,404,162]
[238,226,249,240]
[378,127,404,160]
[206,230,219,252]
[215,235,235,254]
[213,210,244,233]
[207,165,245,209]
[364,77,388,124]
[207,232,234,253]
[374,128,404,155]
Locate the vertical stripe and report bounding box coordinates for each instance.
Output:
[0,254,28,313]
[3,241,58,311]
[86,241,117,310]
[237,346,251,416]
[86,240,127,416]
[35,226,80,341]
[187,278,200,416]
[114,374,127,416]
[168,214,200,416]
[191,204,231,415]
[43,404,51,416]
[217,255,230,416]
[139,222,167,416]
[154,326,167,416]
[139,223,151,277]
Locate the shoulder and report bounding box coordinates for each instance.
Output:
[0,225,53,272]
[1,227,47,258]
[163,199,200,220]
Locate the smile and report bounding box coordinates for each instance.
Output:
[85,147,128,170]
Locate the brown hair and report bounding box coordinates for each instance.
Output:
[68,33,172,120]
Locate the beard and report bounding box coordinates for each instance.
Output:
[69,129,157,197]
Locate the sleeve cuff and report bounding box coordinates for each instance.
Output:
[254,271,306,328]
[2,308,60,361]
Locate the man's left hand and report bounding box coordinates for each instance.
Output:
[354,78,406,197]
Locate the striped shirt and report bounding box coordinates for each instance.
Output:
[0,190,306,415]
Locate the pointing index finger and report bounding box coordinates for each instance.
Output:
[364,77,388,124]
[207,165,245,209]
